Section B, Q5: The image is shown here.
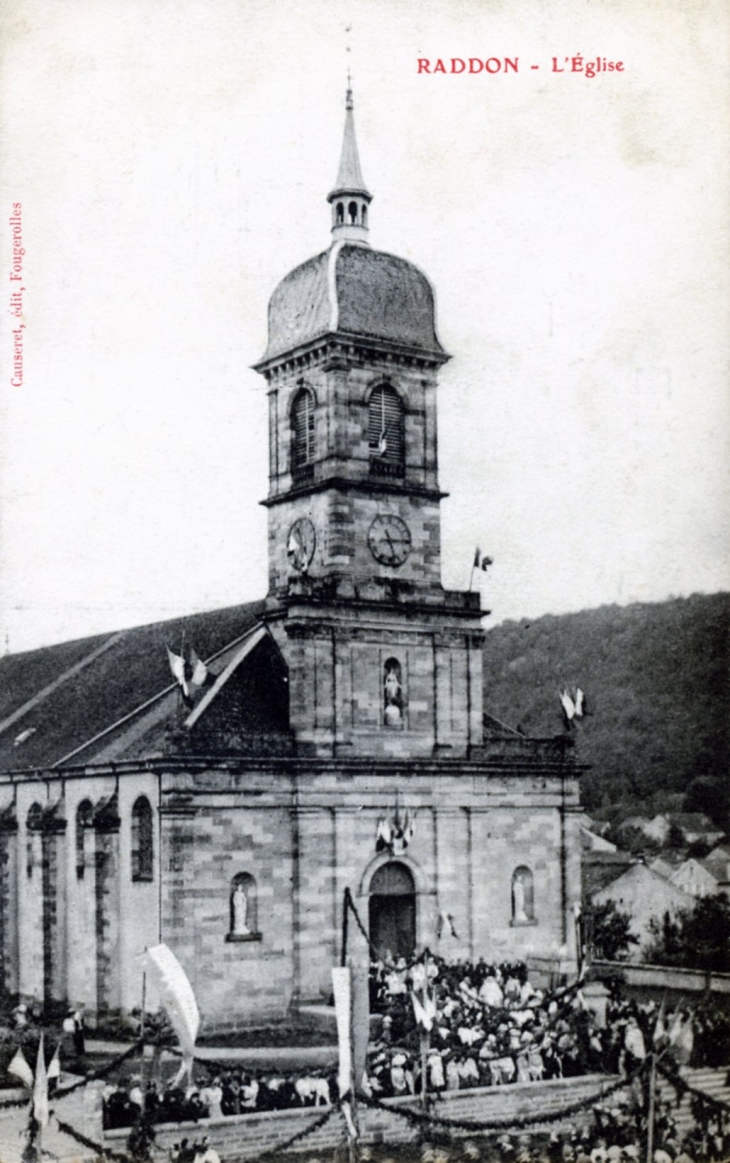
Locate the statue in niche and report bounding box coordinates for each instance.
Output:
[512,874,529,924]
[232,883,250,935]
[384,662,403,727]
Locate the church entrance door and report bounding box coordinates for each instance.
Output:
[368,861,416,960]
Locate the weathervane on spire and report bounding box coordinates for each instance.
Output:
[345,22,352,87]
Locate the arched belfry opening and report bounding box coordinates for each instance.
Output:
[368,860,416,960]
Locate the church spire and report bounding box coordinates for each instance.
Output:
[327,87,372,246]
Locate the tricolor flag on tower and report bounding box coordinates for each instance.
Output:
[473,548,493,571]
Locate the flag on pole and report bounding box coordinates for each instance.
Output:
[375,817,392,852]
[560,689,576,727]
[13,727,37,747]
[331,966,353,1099]
[437,911,459,940]
[167,646,190,700]
[653,1000,667,1047]
[187,647,208,688]
[7,1046,33,1088]
[33,1034,49,1128]
[145,944,199,1085]
[668,1011,694,1065]
[411,989,437,1032]
[47,1043,61,1084]
[166,645,210,705]
[473,548,493,571]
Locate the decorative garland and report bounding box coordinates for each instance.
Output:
[55,1113,128,1162]
[253,1101,337,1160]
[0,1040,144,1113]
[358,1067,638,1135]
[0,1092,30,1110]
[657,1060,730,1115]
[55,1038,145,1098]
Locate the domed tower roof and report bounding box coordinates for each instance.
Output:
[257,243,446,366]
[254,89,448,371]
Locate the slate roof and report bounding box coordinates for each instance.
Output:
[0,599,574,775]
[329,89,370,200]
[257,243,446,366]
[0,601,265,772]
[582,851,636,899]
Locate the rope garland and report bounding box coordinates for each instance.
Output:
[0,1092,30,1110]
[55,1038,145,1098]
[358,1068,638,1135]
[656,1060,730,1115]
[55,1113,128,1161]
[253,1101,337,1160]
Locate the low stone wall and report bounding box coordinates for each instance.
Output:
[104,1074,620,1161]
[592,960,730,995]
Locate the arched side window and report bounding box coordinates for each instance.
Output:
[369,385,404,477]
[228,872,259,941]
[383,657,405,728]
[131,796,154,882]
[511,866,535,925]
[291,387,316,481]
[76,799,94,880]
[361,205,368,228]
[348,201,358,224]
[336,202,344,224]
[26,803,42,878]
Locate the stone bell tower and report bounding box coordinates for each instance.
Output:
[253,89,485,759]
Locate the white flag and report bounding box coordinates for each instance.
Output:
[145,944,199,1062]
[166,646,189,698]
[187,647,209,688]
[33,1034,49,1128]
[560,689,576,721]
[411,990,435,1032]
[332,966,353,1099]
[668,1012,694,1065]
[7,1046,33,1088]
[47,1043,61,1082]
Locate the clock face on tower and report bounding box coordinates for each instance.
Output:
[287,518,316,572]
[368,514,412,567]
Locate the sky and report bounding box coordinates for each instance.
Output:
[0,0,728,654]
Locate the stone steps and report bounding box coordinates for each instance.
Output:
[657,1066,730,1135]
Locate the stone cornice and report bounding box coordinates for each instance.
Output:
[253,330,450,378]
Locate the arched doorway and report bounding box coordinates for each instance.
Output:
[368,861,416,960]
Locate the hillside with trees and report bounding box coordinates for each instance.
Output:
[483,592,729,817]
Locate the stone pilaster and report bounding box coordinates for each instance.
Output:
[94,794,122,1015]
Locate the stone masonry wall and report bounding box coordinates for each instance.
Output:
[104,1075,612,1161]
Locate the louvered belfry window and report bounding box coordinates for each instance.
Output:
[291,387,316,479]
[369,385,404,476]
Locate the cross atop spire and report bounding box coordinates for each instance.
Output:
[327,87,372,246]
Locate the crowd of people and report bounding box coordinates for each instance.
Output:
[102,1068,337,1128]
[97,955,730,1163]
[367,957,631,1098]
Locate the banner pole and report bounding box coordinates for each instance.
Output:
[341,888,349,967]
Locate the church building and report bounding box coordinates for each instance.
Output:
[0,91,582,1031]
